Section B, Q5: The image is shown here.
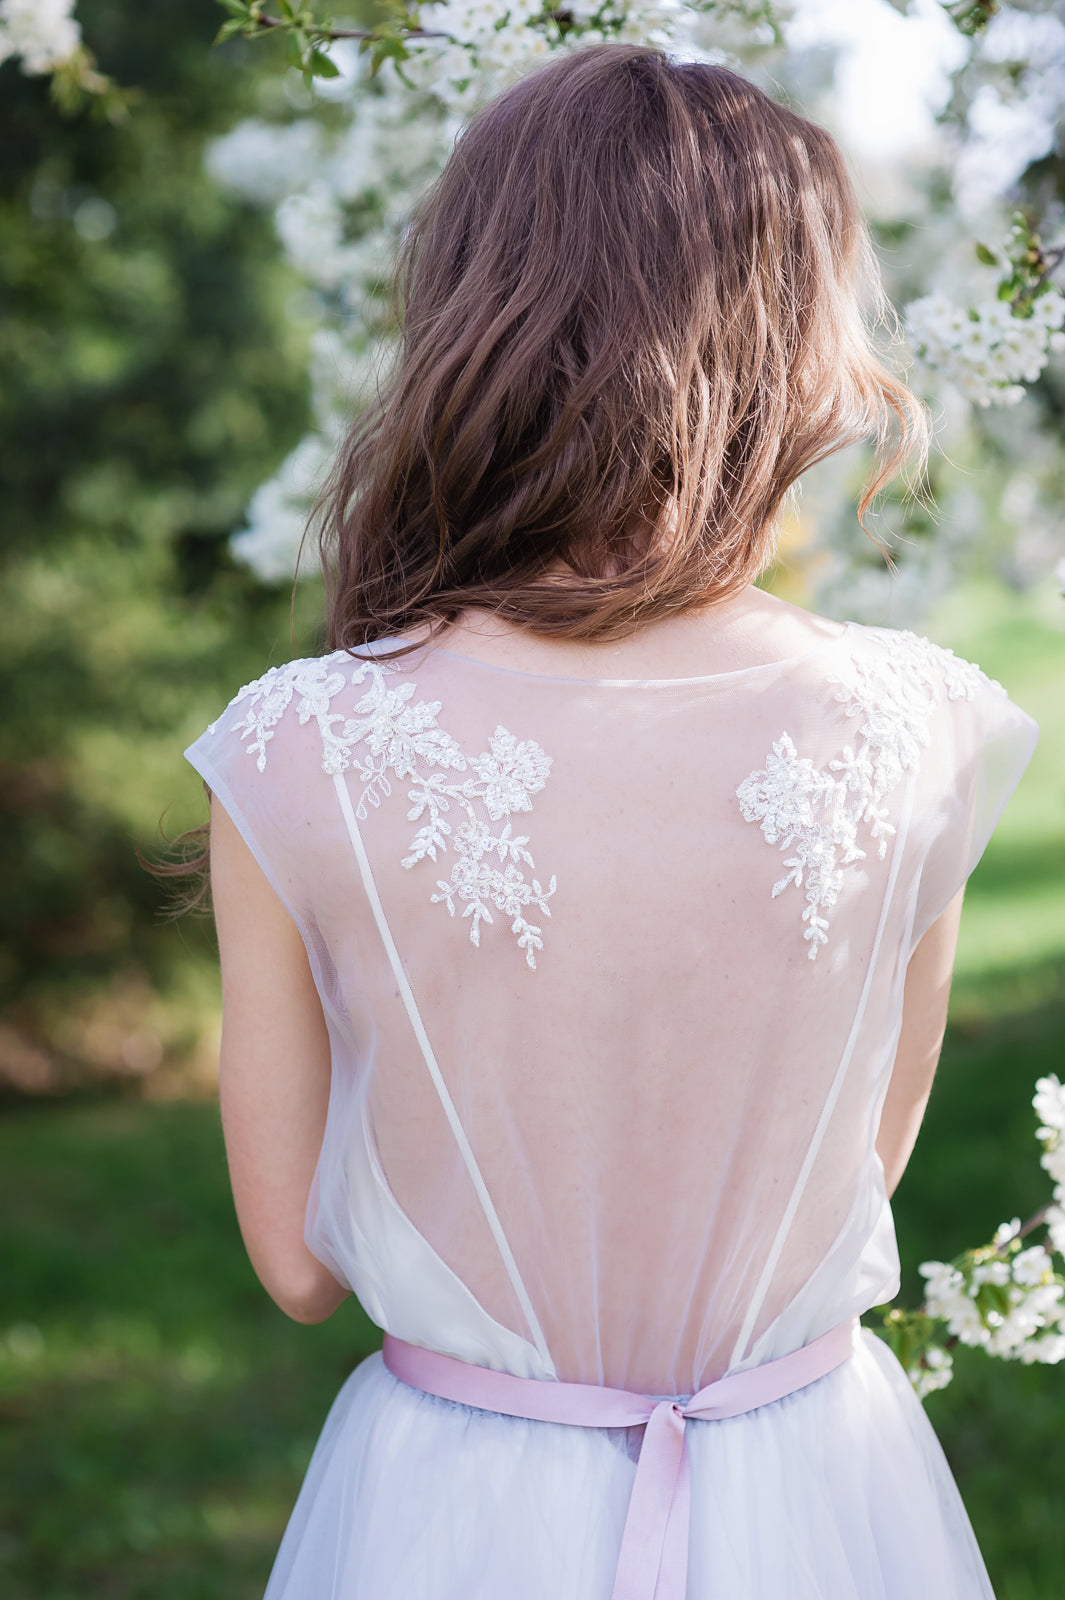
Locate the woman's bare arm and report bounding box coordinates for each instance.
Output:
[210,796,350,1324]
[877,889,966,1198]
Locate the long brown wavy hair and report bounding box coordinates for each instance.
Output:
[317,43,927,654]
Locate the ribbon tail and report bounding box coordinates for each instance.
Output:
[654,1433,691,1600]
[611,1402,689,1600]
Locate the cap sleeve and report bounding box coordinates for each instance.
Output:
[184,657,345,937]
[910,657,1038,950]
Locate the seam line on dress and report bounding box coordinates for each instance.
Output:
[728,772,918,1369]
[331,772,554,1371]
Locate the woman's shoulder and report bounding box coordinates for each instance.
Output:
[211,640,420,718]
[835,619,1012,712]
[735,593,1003,699]
[191,645,394,768]
[820,623,1037,815]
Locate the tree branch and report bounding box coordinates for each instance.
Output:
[992,1206,1050,1256]
[250,13,447,41]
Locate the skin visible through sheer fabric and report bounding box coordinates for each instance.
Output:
[189,614,1037,1397]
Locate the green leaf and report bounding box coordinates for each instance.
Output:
[975,242,999,268]
[309,48,340,77]
[213,18,249,43]
[216,0,250,16]
[364,23,413,75]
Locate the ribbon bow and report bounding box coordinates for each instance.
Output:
[384,1318,857,1600]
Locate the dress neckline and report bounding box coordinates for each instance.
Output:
[423,620,858,688]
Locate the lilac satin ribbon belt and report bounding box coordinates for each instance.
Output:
[382,1317,858,1600]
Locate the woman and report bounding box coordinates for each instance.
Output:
[186,45,1037,1598]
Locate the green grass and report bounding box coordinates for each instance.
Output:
[0,1101,381,1600]
[1,579,1063,1598]
[929,577,1065,1011]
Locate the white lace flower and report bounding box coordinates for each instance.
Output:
[738,632,1003,959]
[470,727,553,820]
[737,735,837,848]
[214,654,557,967]
[222,659,347,772]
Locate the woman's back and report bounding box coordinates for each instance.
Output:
[189,45,1040,1597]
[188,604,1035,1396]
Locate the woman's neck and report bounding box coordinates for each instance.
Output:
[425,587,847,680]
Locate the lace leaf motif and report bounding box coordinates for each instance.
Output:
[211,655,557,970]
[736,630,1006,960]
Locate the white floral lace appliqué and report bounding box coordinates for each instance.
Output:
[211,655,556,969]
[736,631,1005,960]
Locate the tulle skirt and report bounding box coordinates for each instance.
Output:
[263,1329,993,1599]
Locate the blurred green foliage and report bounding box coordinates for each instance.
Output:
[0,1098,381,1599]
[0,0,324,1091]
[930,580,1065,1014]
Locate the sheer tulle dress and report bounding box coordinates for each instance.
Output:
[186,619,1037,1599]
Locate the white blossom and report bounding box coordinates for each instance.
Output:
[0,0,80,75]
[274,186,361,291]
[984,1281,1064,1356]
[993,1217,1022,1249]
[1020,1332,1065,1365]
[906,286,1065,408]
[919,1234,1065,1366]
[188,0,1065,608]
[910,1344,954,1400]
[908,1071,1065,1382]
[206,119,327,207]
[971,1258,1010,1287]
[229,433,335,583]
[954,8,1065,215]
[207,0,720,584]
[1034,1073,1065,1134]
[919,1260,979,1335]
[1043,1140,1065,1185]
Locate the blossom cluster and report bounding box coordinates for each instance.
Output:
[206,71,448,581]
[906,286,1065,408]
[203,2,1065,596]
[207,0,786,583]
[1036,1071,1065,1257]
[905,1075,1065,1397]
[0,0,79,75]
[13,0,1065,606]
[409,0,682,113]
